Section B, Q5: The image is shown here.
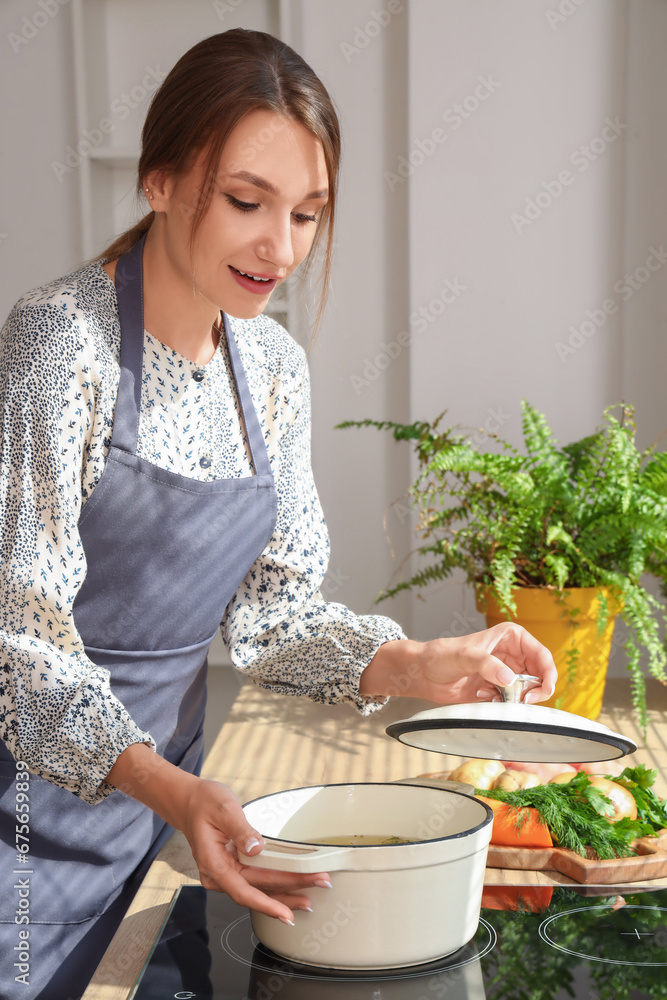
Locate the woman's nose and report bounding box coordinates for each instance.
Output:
[256,216,295,271]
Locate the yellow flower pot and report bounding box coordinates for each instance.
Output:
[476,586,619,720]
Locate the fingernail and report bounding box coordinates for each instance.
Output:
[279,915,295,926]
[313,879,333,889]
[496,666,515,685]
[244,837,260,853]
[296,905,313,912]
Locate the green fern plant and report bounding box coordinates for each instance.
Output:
[337,402,667,732]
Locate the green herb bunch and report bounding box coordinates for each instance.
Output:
[338,401,667,730]
[477,765,667,859]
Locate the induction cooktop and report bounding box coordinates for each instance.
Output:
[130,883,667,999]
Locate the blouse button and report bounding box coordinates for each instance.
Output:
[192,369,205,382]
[199,456,212,469]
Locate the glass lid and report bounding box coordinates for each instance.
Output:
[385,702,637,763]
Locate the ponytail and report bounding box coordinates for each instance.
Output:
[93,210,154,264]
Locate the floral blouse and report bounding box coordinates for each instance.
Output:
[0,258,405,805]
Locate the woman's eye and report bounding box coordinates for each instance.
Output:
[224,193,319,225]
[225,194,259,213]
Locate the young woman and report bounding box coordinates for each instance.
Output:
[0,29,556,999]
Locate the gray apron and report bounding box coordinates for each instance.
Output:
[0,233,277,999]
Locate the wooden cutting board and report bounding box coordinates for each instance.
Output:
[486,829,667,884]
[415,769,667,884]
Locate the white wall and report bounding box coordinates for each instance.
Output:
[406,0,629,645]
[621,0,667,448]
[2,0,665,679]
[299,0,667,678]
[1,0,79,295]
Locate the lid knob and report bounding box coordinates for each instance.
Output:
[493,674,542,703]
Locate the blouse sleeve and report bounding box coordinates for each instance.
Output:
[221,346,407,714]
[0,299,155,805]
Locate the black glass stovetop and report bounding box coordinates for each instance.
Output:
[130,884,667,999]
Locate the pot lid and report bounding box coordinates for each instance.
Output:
[385,702,637,763]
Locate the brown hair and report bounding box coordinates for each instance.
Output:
[95,29,340,336]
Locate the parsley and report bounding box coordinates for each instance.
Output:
[611,763,667,830]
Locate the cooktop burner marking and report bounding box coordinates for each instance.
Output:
[220,914,496,981]
[539,905,667,967]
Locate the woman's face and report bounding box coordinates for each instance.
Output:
[154,109,329,320]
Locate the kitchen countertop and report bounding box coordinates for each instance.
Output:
[82,678,667,999]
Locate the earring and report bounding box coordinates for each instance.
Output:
[144,187,153,201]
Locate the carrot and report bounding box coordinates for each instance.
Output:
[476,795,553,848]
[481,885,553,912]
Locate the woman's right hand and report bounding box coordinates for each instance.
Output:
[179,777,331,924]
[106,743,331,924]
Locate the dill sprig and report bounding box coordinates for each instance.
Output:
[477,771,653,859]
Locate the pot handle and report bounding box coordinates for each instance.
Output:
[239,838,354,873]
[392,776,475,796]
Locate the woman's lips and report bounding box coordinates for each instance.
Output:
[229,265,278,295]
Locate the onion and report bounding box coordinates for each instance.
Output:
[588,776,638,822]
[548,772,638,822]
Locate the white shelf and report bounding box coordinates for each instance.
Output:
[89,147,140,168]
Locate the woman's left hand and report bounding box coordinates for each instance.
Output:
[360,623,557,705]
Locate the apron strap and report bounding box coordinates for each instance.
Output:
[109,232,272,479]
[110,233,146,454]
[221,312,272,478]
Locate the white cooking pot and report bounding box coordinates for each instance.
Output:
[241,782,493,970]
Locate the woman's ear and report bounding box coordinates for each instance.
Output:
[142,169,172,212]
